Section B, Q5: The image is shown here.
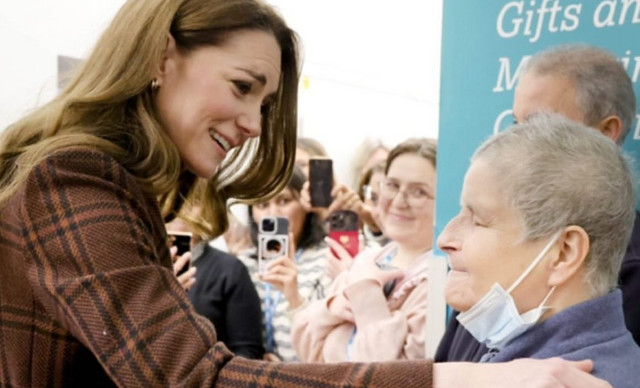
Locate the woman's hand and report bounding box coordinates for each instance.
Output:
[300,182,365,222]
[263,352,282,362]
[434,358,612,388]
[327,184,364,216]
[360,202,383,234]
[326,292,355,322]
[324,236,356,279]
[170,246,196,291]
[345,255,403,290]
[260,234,304,309]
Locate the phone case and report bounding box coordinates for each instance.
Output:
[328,210,359,258]
[168,231,192,256]
[258,217,289,275]
[167,231,192,276]
[309,158,333,207]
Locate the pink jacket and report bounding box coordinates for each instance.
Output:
[292,243,430,362]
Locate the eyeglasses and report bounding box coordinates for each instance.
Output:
[379,179,434,208]
[363,185,379,205]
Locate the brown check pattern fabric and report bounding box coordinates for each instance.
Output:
[0,147,433,387]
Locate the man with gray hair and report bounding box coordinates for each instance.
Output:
[436,44,640,363]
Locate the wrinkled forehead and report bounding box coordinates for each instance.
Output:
[513,72,583,123]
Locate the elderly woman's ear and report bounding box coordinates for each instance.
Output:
[547,226,590,288]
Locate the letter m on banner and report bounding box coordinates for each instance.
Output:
[493,55,531,92]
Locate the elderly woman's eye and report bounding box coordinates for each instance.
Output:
[472,217,485,227]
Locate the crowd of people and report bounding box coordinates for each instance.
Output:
[0,0,638,387]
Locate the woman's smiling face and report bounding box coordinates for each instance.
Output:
[437,158,557,313]
[155,29,282,178]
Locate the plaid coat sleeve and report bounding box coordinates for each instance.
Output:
[0,147,433,388]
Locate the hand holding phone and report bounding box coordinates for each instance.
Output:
[328,210,360,258]
[324,236,356,279]
[168,231,192,276]
[309,158,333,208]
[258,216,290,275]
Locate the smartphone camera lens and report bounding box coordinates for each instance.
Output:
[329,212,345,230]
[261,217,276,233]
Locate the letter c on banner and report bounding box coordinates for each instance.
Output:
[494,109,514,134]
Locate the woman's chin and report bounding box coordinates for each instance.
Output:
[186,162,221,179]
[444,273,476,312]
[386,229,432,249]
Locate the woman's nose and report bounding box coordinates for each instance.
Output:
[390,189,409,208]
[236,104,262,139]
[437,217,461,254]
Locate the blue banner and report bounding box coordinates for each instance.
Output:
[437,0,640,246]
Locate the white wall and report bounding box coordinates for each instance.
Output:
[0,0,442,183]
[0,0,126,128]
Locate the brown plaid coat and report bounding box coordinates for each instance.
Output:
[0,148,433,387]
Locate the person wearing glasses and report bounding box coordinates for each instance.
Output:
[357,160,390,247]
[292,138,436,362]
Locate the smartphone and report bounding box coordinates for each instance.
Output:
[309,158,333,208]
[258,216,289,275]
[168,231,192,276]
[328,210,360,258]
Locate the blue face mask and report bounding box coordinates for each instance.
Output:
[456,231,561,350]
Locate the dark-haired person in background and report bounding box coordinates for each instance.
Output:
[166,208,265,359]
[238,166,333,361]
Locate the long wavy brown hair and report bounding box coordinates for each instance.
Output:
[0,0,300,239]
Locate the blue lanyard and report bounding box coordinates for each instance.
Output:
[346,327,357,361]
[264,249,303,353]
[264,283,281,353]
[378,250,395,269]
[346,248,396,360]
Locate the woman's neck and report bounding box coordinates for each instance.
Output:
[390,243,431,270]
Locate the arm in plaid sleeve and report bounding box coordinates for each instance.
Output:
[17,147,433,388]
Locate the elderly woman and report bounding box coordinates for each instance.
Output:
[438,113,640,387]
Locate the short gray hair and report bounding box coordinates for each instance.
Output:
[522,44,636,144]
[473,113,636,296]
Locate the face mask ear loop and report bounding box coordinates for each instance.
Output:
[539,285,556,307]
[507,230,562,294]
